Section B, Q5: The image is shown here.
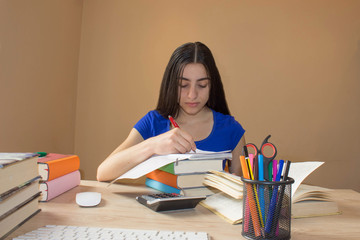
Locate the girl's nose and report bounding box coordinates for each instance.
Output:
[188,85,198,99]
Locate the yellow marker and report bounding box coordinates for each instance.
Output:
[246,158,264,227]
[246,158,254,180]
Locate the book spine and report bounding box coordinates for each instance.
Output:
[40,170,80,201]
[39,155,80,181]
[146,169,178,188]
[145,178,181,194]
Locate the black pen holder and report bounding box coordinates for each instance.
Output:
[241,177,294,240]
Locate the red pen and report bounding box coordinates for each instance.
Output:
[168,115,179,128]
[168,115,196,152]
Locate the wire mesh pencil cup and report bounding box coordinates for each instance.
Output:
[241,177,294,240]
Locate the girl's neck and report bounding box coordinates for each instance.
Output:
[176,106,212,125]
[175,107,214,142]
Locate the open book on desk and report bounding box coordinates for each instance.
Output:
[291,184,340,219]
[203,171,243,199]
[110,150,232,184]
[200,161,341,224]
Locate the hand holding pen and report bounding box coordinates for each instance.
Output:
[148,115,195,154]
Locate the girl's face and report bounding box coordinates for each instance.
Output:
[178,63,210,116]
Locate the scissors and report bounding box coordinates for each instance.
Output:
[246,135,277,181]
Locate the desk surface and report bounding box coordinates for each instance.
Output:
[6,180,360,240]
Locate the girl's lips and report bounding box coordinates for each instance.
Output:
[186,102,199,107]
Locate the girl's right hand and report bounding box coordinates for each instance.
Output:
[149,128,196,155]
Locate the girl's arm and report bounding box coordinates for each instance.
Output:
[229,135,246,176]
[97,128,196,182]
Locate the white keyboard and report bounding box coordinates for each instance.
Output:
[13,225,210,240]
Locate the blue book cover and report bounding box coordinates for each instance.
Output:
[145,178,181,194]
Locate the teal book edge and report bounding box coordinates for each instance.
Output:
[145,178,181,194]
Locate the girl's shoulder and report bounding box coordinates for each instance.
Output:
[211,109,244,133]
[138,110,168,126]
[212,109,238,125]
[144,110,163,119]
[134,110,169,140]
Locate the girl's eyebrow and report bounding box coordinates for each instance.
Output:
[179,77,210,81]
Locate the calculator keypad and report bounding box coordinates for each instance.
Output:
[150,193,179,199]
[136,193,206,212]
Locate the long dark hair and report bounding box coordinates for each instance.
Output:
[156,42,230,118]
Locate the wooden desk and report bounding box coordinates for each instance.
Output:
[6,181,360,240]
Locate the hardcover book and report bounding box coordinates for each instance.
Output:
[0,193,41,239]
[39,170,81,201]
[0,153,39,195]
[37,153,80,181]
[146,169,207,189]
[159,159,224,175]
[0,178,40,217]
[145,178,217,197]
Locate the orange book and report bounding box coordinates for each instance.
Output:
[37,153,80,181]
[146,169,206,189]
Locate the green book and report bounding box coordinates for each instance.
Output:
[159,163,176,174]
[158,159,224,175]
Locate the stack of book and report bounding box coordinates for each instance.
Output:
[0,153,41,239]
[145,151,232,197]
[37,153,81,201]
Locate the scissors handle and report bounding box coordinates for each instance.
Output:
[261,143,277,159]
[260,135,277,181]
[245,143,259,157]
[244,143,259,180]
[245,136,277,181]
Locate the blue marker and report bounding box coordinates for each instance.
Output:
[258,154,265,224]
[265,160,284,234]
[276,160,284,182]
[258,154,264,181]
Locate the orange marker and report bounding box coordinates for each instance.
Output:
[240,156,261,237]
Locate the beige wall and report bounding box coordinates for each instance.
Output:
[0,0,82,153]
[1,1,360,191]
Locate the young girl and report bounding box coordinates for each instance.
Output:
[97,42,245,182]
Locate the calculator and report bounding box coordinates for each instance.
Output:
[136,193,206,212]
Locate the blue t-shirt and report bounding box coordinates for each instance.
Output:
[134,109,245,152]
